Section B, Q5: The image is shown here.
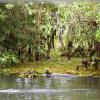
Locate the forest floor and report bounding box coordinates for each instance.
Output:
[0,56,100,77]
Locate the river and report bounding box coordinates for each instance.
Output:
[0,74,100,100]
[0,0,100,4]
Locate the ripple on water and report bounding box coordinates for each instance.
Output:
[0,88,98,94]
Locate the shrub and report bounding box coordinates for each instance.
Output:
[0,52,19,67]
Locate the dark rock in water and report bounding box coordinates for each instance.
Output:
[19,71,38,78]
[44,68,52,78]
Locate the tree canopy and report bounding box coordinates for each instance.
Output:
[0,1,100,67]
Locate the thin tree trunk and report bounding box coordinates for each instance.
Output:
[35,51,39,61]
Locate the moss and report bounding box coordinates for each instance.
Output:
[0,56,100,77]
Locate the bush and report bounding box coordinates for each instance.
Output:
[0,52,19,67]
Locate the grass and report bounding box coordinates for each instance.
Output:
[0,56,100,77]
[0,48,100,77]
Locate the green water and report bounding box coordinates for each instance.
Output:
[0,75,100,100]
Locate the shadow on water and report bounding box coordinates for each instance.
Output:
[0,74,100,100]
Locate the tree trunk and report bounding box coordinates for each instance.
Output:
[35,51,39,61]
[47,37,51,59]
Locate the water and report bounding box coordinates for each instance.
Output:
[0,74,100,100]
[0,0,100,4]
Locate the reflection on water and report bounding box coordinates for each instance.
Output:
[0,75,100,100]
[1,0,100,4]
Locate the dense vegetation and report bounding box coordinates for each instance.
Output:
[0,1,100,76]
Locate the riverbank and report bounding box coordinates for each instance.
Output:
[0,57,100,77]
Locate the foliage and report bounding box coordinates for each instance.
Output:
[96,29,100,42]
[0,1,100,67]
[57,2,99,45]
[0,52,19,67]
[0,9,5,23]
